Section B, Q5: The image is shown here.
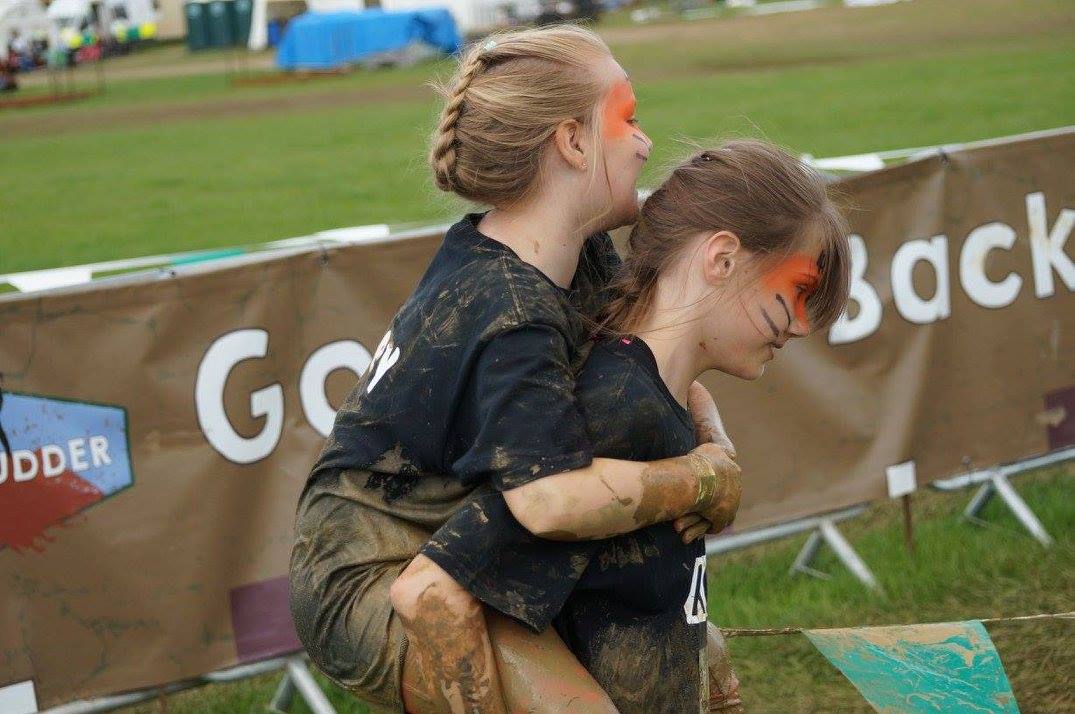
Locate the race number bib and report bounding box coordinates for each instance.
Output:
[683,555,708,624]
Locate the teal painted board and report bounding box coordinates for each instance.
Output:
[805,620,1019,713]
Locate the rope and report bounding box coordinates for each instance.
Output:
[720,611,1075,638]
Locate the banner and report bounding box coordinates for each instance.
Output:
[805,621,1019,713]
[706,129,1075,527]
[0,129,1072,706]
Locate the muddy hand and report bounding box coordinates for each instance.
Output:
[690,443,742,534]
[673,513,713,544]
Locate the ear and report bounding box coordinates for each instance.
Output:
[701,231,741,285]
[552,119,587,171]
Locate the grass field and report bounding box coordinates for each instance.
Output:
[2,0,1074,275]
[120,466,1073,713]
[4,0,1073,710]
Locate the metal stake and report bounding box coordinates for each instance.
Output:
[789,531,824,577]
[787,519,880,591]
[285,658,336,714]
[819,519,881,591]
[266,670,295,713]
[990,473,1054,546]
[963,480,995,519]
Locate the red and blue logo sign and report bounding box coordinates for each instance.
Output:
[0,391,133,553]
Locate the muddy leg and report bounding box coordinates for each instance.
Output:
[401,608,618,714]
[486,612,619,713]
[392,555,506,714]
[706,623,743,712]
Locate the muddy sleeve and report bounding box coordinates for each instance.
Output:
[451,324,594,491]
[588,231,623,285]
[420,488,598,633]
[574,232,623,319]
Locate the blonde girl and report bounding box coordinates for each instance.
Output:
[290,25,740,713]
[391,140,851,712]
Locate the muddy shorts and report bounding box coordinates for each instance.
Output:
[289,468,443,713]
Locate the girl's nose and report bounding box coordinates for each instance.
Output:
[788,314,811,338]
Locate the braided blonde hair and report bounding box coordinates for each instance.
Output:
[429,25,612,206]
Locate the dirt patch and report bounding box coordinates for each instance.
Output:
[0,81,432,138]
[600,0,1072,48]
[15,47,276,87]
[229,68,353,87]
[0,91,96,111]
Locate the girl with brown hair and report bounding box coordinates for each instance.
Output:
[290,24,741,713]
[394,140,851,712]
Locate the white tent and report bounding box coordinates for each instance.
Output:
[247,0,364,50]
[45,0,157,48]
[378,0,504,34]
[246,0,504,51]
[0,0,48,60]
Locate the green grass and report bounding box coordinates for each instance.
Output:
[2,0,1073,275]
[714,467,1075,712]
[119,466,1073,713]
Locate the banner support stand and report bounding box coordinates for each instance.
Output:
[790,519,881,591]
[932,447,1073,547]
[278,657,336,714]
[44,655,338,714]
[267,666,297,713]
[963,473,1053,546]
[707,505,879,590]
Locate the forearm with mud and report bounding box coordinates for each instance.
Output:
[503,454,720,541]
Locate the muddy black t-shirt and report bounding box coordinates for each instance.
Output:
[421,337,708,713]
[306,213,619,512]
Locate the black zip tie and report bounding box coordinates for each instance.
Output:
[0,374,11,458]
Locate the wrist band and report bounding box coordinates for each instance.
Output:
[687,452,719,510]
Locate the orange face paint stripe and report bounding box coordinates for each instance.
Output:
[762,254,821,329]
[602,79,637,140]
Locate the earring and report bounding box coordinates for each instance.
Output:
[582,162,588,170]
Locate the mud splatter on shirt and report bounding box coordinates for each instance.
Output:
[304,213,619,520]
[422,337,707,713]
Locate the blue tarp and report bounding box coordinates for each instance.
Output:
[276,7,461,70]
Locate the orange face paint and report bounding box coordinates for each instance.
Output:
[761,253,821,331]
[602,79,638,140]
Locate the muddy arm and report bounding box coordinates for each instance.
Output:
[502,445,740,541]
[687,381,737,459]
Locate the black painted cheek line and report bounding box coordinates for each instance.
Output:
[759,308,780,338]
[775,294,792,329]
[635,152,649,161]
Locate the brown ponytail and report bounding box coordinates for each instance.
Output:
[601,140,851,336]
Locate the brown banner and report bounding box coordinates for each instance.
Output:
[0,129,1072,707]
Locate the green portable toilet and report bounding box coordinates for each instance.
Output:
[206,0,235,47]
[184,0,211,51]
[230,0,253,46]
